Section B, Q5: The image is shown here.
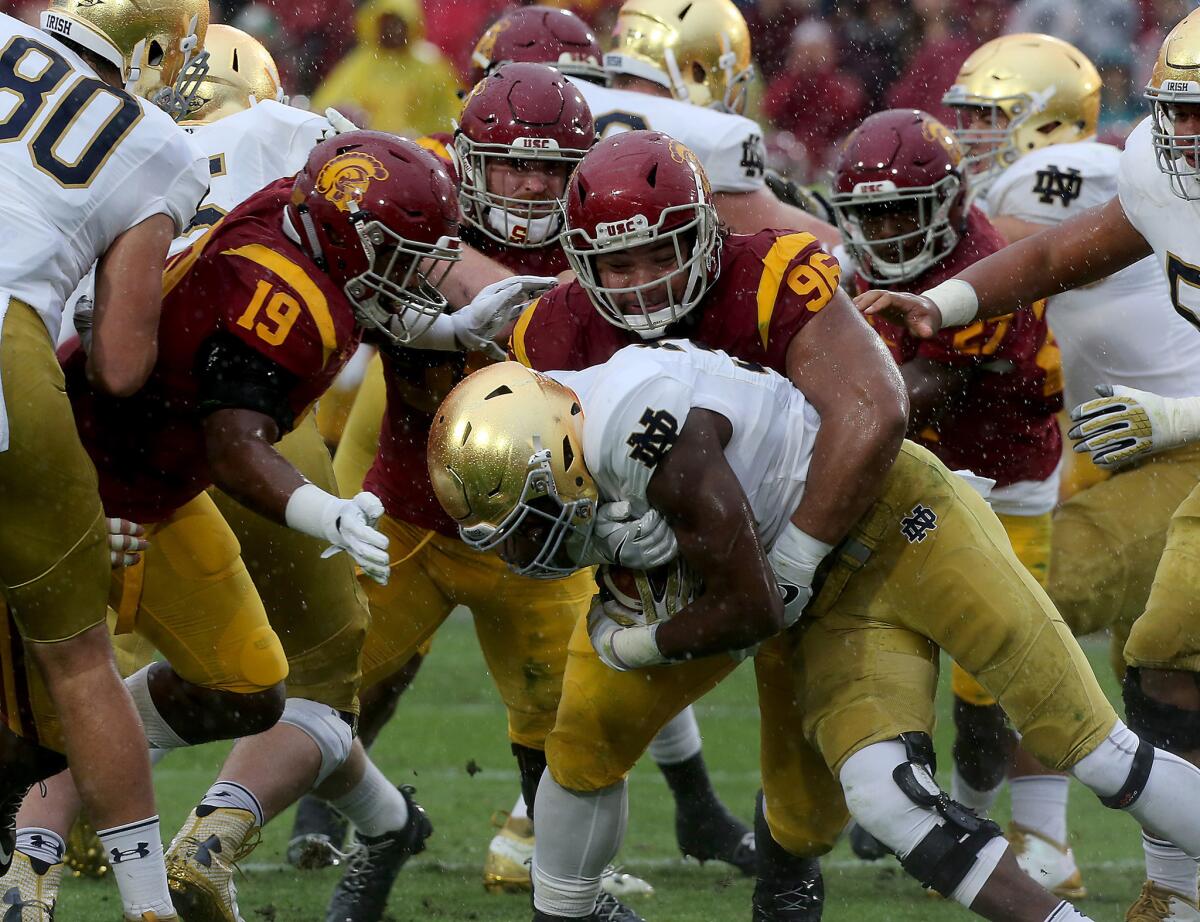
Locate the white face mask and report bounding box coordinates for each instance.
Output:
[485,207,562,246]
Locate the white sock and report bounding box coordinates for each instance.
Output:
[200,781,264,828]
[124,666,188,750]
[511,793,529,822]
[1043,899,1097,922]
[1011,775,1070,846]
[950,765,1000,816]
[647,706,703,766]
[98,816,174,917]
[1144,833,1200,902]
[330,760,407,838]
[16,828,64,867]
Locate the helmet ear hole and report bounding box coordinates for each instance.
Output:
[691,62,705,84]
[647,163,658,187]
[562,436,575,470]
[147,41,165,66]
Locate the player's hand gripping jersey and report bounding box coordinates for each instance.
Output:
[63,178,362,522]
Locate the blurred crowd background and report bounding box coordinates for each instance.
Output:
[5,0,1191,183]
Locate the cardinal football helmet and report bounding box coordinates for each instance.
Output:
[288,132,462,345]
[831,109,967,285]
[1146,7,1200,200]
[428,362,597,579]
[944,33,1100,202]
[40,0,210,120]
[562,130,719,337]
[607,0,754,114]
[471,6,606,86]
[181,24,284,125]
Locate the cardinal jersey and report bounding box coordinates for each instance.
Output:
[172,100,331,256]
[511,230,840,378]
[570,78,766,194]
[64,179,362,523]
[0,15,208,341]
[549,340,820,551]
[865,209,1062,506]
[987,137,1200,410]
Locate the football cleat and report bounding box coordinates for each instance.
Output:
[64,817,110,879]
[123,914,179,921]
[676,802,756,875]
[1008,824,1086,900]
[592,891,648,922]
[286,796,349,871]
[0,851,63,921]
[165,806,260,922]
[600,866,654,898]
[324,786,432,922]
[1126,881,1200,922]
[752,860,824,922]
[848,822,890,861]
[0,786,27,876]
[483,811,534,893]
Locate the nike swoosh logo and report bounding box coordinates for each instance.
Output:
[778,583,802,606]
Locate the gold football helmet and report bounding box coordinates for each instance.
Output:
[40,0,210,120]
[607,0,754,114]
[1146,7,1200,200]
[428,362,597,579]
[181,24,284,125]
[943,33,1099,201]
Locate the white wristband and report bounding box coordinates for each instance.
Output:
[610,623,668,669]
[403,312,458,351]
[284,482,337,543]
[923,278,979,329]
[769,523,834,588]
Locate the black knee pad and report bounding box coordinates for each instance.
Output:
[1123,667,1200,753]
[512,744,547,822]
[951,699,1014,792]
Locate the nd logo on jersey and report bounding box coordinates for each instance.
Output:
[316,152,389,213]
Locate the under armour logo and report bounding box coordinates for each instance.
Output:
[109,842,151,864]
[741,135,765,178]
[626,408,679,467]
[1033,166,1083,206]
[900,504,938,543]
[193,835,222,869]
[26,835,62,860]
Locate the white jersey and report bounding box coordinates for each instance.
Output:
[0,15,207,341]
[172,100,330,255]
[548,340,820,552]
[989,135,1200,409]
[570,79,765,194]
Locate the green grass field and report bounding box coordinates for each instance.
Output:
[55,616,1144,922]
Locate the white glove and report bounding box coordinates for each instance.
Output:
[767,523,832,627]
[74,296,94,354]
[107,517,147,568]
[587,502,677,568]
[1068,385,1200,469]
[285,484,391,585]
[321,107,359,140]
[587,596,668,671]
[451,275,559,360]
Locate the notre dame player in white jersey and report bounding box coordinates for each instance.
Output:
[860,9,1200,920]
[0,1,208,919]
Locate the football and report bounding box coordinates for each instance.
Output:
[598,557,703,627]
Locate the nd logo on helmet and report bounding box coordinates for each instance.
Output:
[316,152,390,213]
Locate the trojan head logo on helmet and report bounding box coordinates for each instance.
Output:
[288,132,462,346]
[428,362,598,579]
[607,0,754,115]
[943,33,1100,203]
[561,130,720,338]
[831,109,968,286]
[40,0,211,120]
[470,6,606,86]
[180,24,284,125]
[1146,7,1200,200]
[455,62,595,249]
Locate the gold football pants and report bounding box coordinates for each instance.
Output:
[332,353,386,497]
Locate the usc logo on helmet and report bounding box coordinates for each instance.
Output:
[921,116,964,163]
[667,139,712,198]
[315,152,390,213]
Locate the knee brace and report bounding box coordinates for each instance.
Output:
[1123,667,1200,753]
[842,735,1004,902]
[513,743,548,821]
[278,698,354,787]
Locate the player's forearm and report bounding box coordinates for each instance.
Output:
[656,572,783,659]
[204,412,301,523]
[440,245,513,308]
[713,188,841,248]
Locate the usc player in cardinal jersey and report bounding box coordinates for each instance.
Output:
[508,129,908,921]
[829,109,1077,896]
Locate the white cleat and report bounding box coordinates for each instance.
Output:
[1127,881,1200,922]
[483,812,534,893]
[1008,824,1087,900]
[601,865,654,898]
[0,852,62,920]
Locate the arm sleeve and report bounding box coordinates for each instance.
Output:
[195,330,301,433]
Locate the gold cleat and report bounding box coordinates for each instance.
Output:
[123,914,179,921]
[1127,881,1200,922]
[0,851,63,920]
[483,811,534,894]
[165,806,260,922]
[65,817,110,879]
[1008,824,1087,900]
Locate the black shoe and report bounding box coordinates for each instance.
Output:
[848,822,889,862]
[0,785,27,876]
[287,794,350,870]
[593,891,647,922]
[324,786,432,922]
[752,863,824,922]
[676,801,756,875]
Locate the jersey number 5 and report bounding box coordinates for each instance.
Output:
[237,280,302,347]
[0,36,142,189]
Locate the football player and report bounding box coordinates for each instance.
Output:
[508,129,909,920]
[469,2,838,245]
[859,9,1200,920]
[943,33,1200,904]
[431,340,1200,922]
[0,0,209,918]
[829,108,1074,895]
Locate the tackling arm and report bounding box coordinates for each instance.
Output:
[714,188,841,249]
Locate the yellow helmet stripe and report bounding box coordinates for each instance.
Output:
[756,232,816,349]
